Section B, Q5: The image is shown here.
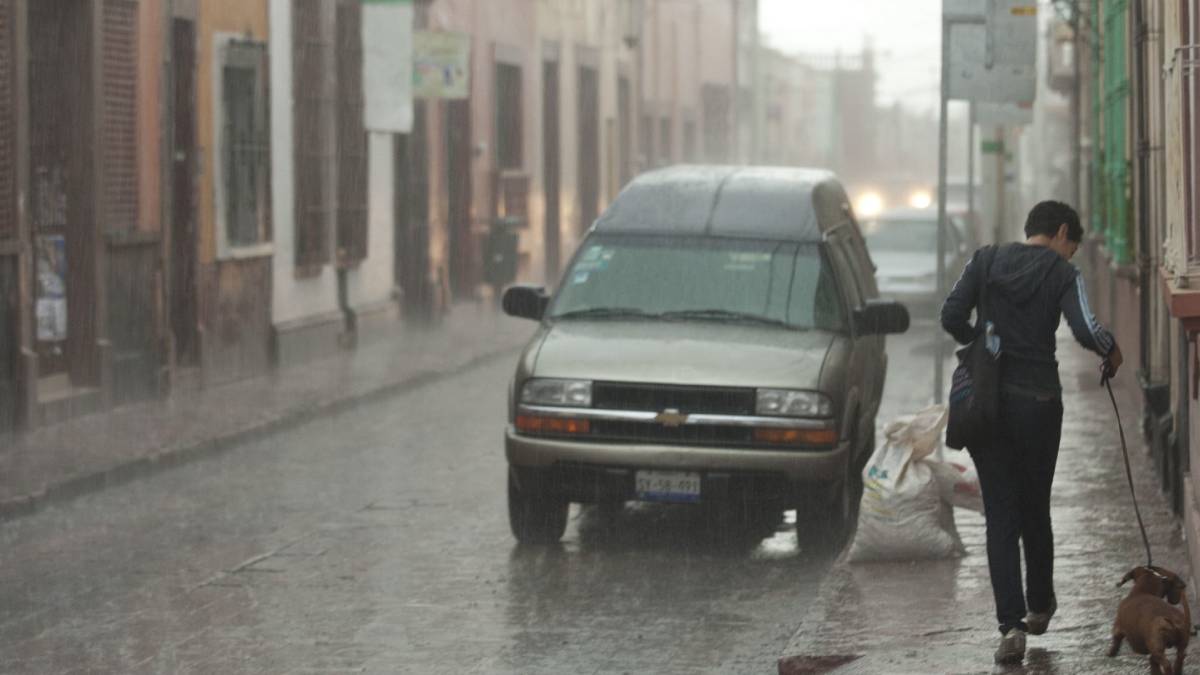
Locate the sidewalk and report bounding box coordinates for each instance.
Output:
[0,303,533,520]
[778,340,1189,675]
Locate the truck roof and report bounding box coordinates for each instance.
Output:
[593,165,851,243]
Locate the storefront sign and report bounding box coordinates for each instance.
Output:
[413,31,470,100]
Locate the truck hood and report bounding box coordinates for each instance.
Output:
[529,320,838,389]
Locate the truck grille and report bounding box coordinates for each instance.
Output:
[589,420,755,447]
[591,382,756,416]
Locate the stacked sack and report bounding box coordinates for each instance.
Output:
[847,404,983,563]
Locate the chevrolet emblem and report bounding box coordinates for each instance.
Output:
[654,408,689,427]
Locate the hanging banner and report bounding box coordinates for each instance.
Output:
[362,0,414,133]
[413,31,471,100]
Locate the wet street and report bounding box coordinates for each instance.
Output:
[0,322,943,674]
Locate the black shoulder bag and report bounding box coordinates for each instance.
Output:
[946,245,1001,450]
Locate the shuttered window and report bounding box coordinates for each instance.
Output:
[102,0,139,231]
[221,41,271,248]
[335,0,367,266]
[0,0,14,241]
[293,0,331,270]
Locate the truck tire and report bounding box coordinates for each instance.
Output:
[507,466,569,544]
[796,436,862,551]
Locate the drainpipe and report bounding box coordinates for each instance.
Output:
[1133,0,1150,383]
[162,0,176,393]
[337,267,357,350]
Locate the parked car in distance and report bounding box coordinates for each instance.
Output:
[501,166,910,546]
[859,207,971,321]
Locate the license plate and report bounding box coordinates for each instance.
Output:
[635,470,701,503]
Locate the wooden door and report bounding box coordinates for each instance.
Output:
[577,66,599,232]
[445,99,473,298]
[171,18,199,365]
[396,101,432,316]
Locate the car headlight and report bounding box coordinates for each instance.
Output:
[756,389,833,418]
[520,378,593,407]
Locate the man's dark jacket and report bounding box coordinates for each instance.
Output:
[941,242,1116,398]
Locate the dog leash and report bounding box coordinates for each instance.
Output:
[1102,371,1154,568]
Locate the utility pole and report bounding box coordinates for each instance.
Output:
[935,18,951,404]
[968,102,976,237]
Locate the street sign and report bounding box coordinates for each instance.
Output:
[946,0,1038,103]
[976,101,1034,126]
[362,0,415,133]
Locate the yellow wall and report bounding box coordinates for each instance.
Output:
[196,0,269,264]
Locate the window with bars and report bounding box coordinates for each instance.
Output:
[495,62,523,170]
[294,0,332,270]
[221,41,271,250]
[336,0,367,266]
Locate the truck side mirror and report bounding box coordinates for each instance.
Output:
[854,300,910,335]
[502,285,550,321]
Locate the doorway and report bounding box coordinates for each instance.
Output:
[171,18,199,366]
[396,101,432,317]
[28,0,96,391]
[445,99,473,299]
[542,61,561,282]
[577,66,599,232]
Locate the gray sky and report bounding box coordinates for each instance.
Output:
[757,0,942,112]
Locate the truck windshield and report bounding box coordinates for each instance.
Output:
[862,218,938,253]
[549,235,846,331]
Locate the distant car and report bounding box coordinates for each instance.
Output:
[860,208,971,319]
[500,166,910,546]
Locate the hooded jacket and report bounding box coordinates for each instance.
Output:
[941,242,1116,398]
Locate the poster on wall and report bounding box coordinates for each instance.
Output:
[413,30,470,100]
[35,235,67,344]
[362,0,415,133]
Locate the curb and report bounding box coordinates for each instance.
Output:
[776,556,858,675]
[0,346,520,523]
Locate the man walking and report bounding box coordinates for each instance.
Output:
[941,200,1123,665]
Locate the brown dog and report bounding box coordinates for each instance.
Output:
[1108,565,1191,675]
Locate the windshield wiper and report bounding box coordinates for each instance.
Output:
[660,309,793,328]
[553,307,662,321]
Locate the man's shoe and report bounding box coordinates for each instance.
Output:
[994,628,1026,665]
[1025,597,1057,636]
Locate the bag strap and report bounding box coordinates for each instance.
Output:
[976,245,999,330]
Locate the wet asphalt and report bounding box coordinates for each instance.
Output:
[0,321,946,674]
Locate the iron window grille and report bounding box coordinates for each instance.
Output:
[220,40,271,252]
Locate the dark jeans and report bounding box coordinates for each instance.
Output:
[967,390,1064,634]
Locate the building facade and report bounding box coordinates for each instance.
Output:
[0,0,165,431]
[0,0,766,436]
[1078,0,1200,589]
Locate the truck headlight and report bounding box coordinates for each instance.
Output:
[756,389,833,418]
[520,378,593,407]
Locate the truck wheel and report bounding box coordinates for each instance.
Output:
[796,451,862,551]
[507,466,568,544]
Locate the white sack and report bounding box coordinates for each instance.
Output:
[930,454,984,513]
[847,405,966,562]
